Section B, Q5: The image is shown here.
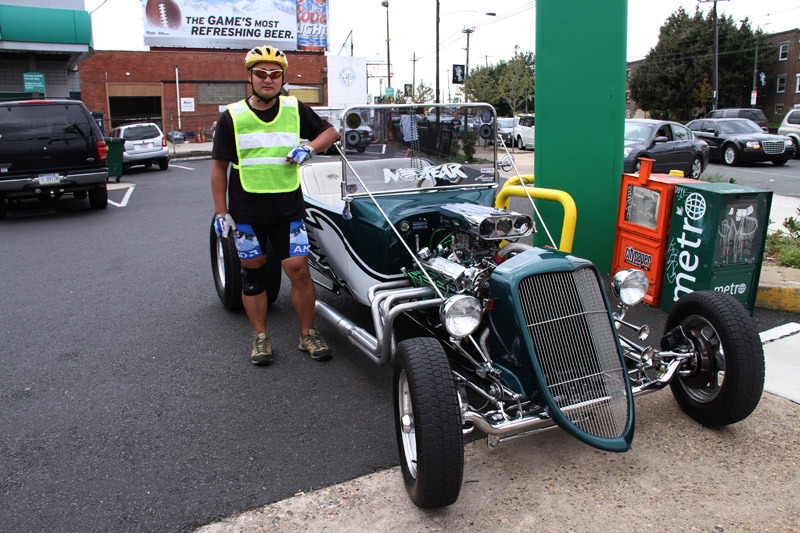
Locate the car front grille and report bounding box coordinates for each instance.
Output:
[518,267,630,439]
[762,140,785,155]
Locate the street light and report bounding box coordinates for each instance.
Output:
[381,0,391,101]
[435,5,495,104]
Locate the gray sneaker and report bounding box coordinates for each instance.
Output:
[250,332,274,365]
[298,328,331,361]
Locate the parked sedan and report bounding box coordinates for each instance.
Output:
[624,119,709,179]
[686,118,796,166]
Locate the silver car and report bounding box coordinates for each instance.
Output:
[109,122,169,171]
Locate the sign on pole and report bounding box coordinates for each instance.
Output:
[452,65,465,84]
[384,87,395,98]
[750,90,757,106]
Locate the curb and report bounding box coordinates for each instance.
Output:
[757,285,800,313]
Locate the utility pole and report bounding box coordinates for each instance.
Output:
[699,0,728,110]
[411,52,418,101]
[435,0,440,104]
[751,35,759,107]
[381,1,391,101]
[462,27,474,103]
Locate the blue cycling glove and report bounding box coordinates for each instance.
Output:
[214,213,236,238]
[286,145,314,165]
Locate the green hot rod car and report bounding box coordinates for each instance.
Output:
[211,103,765,508]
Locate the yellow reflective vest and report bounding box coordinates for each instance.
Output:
[229,96,301,193]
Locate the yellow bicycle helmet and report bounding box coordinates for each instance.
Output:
[245,46,288,71]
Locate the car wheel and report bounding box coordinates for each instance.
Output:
[516,136,524,149]
[665,291,764,426]
[792,138,800,159]
[772,159,788,166]
[88,185,108,210]
[158,157,169,170]
[722,144,739,166]
[394,337,464,509]
[0,195,7,219]
[634,160,642,173]
[689,157,703,179]
[209,218,281,310]
[356,145,367,153]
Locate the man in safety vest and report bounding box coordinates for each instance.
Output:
[211,45,340,365]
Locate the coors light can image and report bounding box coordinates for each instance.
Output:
[296,0,328,51]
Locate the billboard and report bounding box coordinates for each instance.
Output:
[143,0,329,51]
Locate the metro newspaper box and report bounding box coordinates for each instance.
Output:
[660,182,772,314]
[612,159,696,306]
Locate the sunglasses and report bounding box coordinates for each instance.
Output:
[251,68,283,80]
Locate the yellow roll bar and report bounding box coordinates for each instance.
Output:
[495,175,577,253]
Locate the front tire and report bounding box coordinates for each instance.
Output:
[722,144,739,166]
[772,158,788,166]
[665,291,764,426]
[394,338,464,508]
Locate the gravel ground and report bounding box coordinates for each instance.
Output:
[197,391,799,532]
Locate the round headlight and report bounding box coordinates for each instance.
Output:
[440,295,482,338]
[611,269,649,306]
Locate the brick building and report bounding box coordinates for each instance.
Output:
[625,28,800,127]
[79,48,329,137]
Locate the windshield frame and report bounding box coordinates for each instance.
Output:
[339,103,500,200]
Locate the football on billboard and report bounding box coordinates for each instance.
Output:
[145,0,182,29]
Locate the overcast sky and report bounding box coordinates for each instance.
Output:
[88,0,800,98]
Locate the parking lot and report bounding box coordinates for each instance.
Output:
[1,159,798,532]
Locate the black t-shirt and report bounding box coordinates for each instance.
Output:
[212,97,333,225]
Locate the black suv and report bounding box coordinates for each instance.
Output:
[0,99,108,218]
[704,108,768,130]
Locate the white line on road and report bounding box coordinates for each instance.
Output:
[108,185,135,207]
[171,164,195,170]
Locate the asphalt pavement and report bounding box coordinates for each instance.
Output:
[1,146,796,532]
[165,143,800,531]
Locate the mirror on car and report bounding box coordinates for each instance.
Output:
[654,136,669,143]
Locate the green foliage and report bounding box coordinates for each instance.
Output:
[764,208,800,269]
[629,7,766,121]
[460,131,478,163]
[463,49,534,115]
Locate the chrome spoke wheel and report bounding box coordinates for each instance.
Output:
[215,237,226,290]
[397,369,418,478]
[678,314,726,403]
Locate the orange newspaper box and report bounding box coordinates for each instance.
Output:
[612,159,696,306]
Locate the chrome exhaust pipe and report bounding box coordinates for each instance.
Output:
[463,410,557,437]
[315,300,380,363]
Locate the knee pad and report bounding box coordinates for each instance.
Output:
[241,265,267,296]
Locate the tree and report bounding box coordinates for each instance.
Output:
[412,81,434,104]
[499,47,535,116]
[462,50,535,116]
[629,7,765,121]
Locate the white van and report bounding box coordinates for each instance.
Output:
[514,114,535,150]
[777,108,800,159]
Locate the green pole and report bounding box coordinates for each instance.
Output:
[534,0,627,272]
